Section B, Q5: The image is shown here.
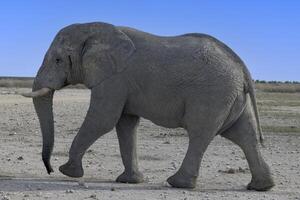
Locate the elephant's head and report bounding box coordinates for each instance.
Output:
[22,22,135,174]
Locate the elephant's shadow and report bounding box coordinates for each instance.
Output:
[0,176,247,193]
[0,177,168,192]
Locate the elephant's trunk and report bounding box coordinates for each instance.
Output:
[32,81,55,174]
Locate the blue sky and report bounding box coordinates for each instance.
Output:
[0,1,299,81]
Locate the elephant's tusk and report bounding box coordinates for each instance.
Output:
[20,88,51,98]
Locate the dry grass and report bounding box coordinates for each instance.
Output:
[256,83,300,93]
[262,126,300,134]
[0,77,86,89]
[256,91,300,134]
[0,77,33,88]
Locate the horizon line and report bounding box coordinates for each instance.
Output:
[0,76,299,83]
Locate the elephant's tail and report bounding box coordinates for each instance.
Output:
[243,68,265,147]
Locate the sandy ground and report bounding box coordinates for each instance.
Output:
[0,87,299,200]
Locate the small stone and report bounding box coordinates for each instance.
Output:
[238,167,245,173]
[171,162,176,170]
[23,194,29,197]
[8,132,16,136]
[65,189,74,193]
[111,187,116,191]
[78,180,88,189]
[17,156,24,160]
[34,191,42,197]
[87,149,93,153]
[163,141,170,144]
[227,168,236,174]
[1,196,10,200]
[89,194,97,199]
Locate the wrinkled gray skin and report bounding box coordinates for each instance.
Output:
[29,22,274,191]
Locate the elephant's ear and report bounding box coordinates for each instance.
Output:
[81,28,136,88]
[108,29,136,72]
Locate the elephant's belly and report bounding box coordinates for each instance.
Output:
[144,114,183,129]
[124,96,185,128]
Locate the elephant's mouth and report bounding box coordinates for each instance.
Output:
[21,87,52,98]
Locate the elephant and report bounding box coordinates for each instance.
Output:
[22,22,274,191]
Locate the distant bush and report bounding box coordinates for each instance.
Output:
[255,80,266,83]
[255,80,300,84]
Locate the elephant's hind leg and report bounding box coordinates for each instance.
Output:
[167,131,214,188]
[115,114,144,183]
[221,99,275,191]
[167,102,224,188]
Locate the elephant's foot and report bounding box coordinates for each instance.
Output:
[116,170,144,184]
[167,172,197,189]
[247,177,275,191]
[59,160,83,178]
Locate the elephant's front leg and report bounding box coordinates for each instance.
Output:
[116,114,144,183]
[59,79,127,178]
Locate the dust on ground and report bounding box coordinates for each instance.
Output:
[0,88,299,200]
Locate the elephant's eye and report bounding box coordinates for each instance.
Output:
[55,58,61,64]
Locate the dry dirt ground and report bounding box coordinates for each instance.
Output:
[0,88,299,200]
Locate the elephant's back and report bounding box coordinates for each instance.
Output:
[120,26,246,93]
[119,26,246,68]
